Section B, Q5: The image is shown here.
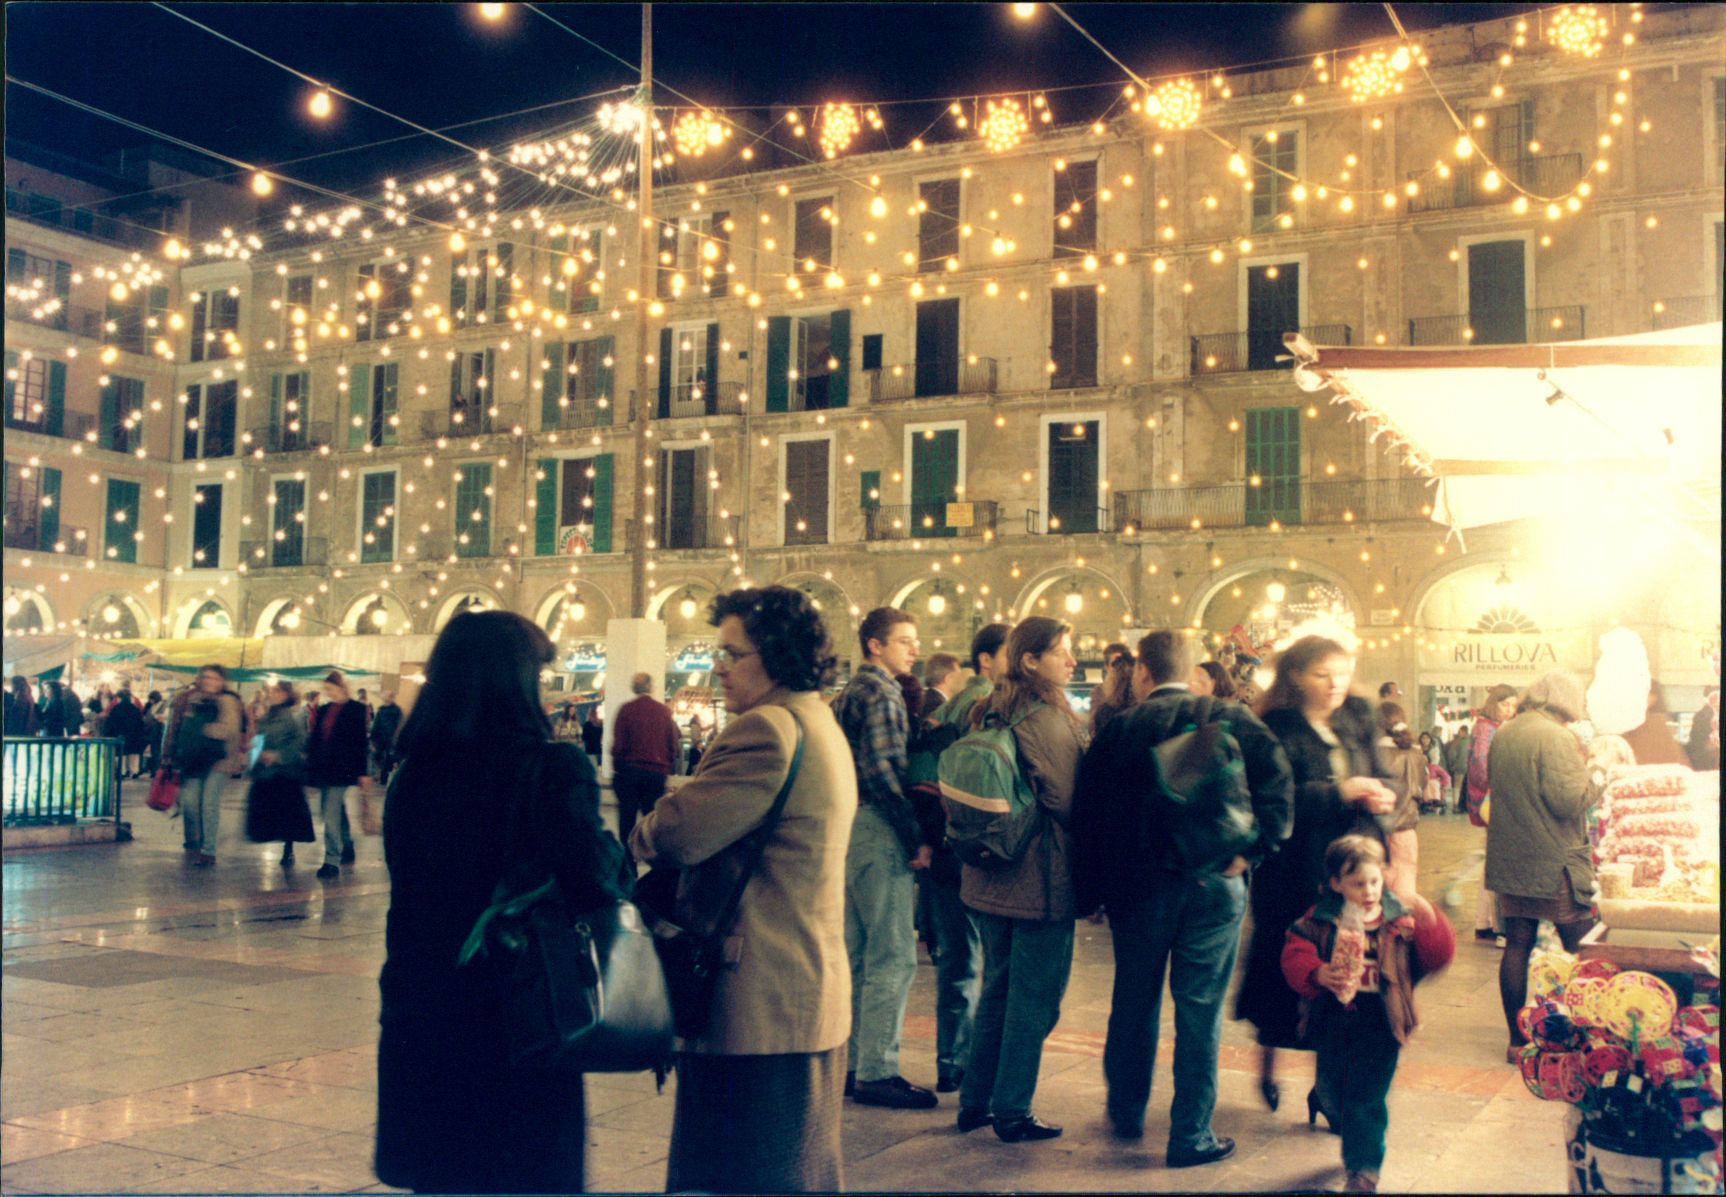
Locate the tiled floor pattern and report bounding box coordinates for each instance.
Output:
[3,782,1571,1193]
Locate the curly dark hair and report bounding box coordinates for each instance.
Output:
[710,586,839,692]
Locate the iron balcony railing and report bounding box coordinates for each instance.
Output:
[1191,324,1352,375]
[866,357,998,403]
[656,512,744,552]
[1406,154,1585,214]
[2,301,107,339]
[1114,477,1434,532]
[1407,305,1585,346]
[243,422,333,454]
[1025,507,1116,535]
[422,402,524,441]
[1652,294,1723,331]
[863,500,999,542]
[240,537,329,570]
[3,410,95,441]
[660,380,746,420]
[3,737,124,825]
[5,188,158,247]
[3,521,89,556]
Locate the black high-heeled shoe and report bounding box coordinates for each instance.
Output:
[1259,1078,1281,1112]
[1307,1087,1339,1134]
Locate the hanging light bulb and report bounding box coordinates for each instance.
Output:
[927,584,947,617]
[679,590,698,621]
[102,603,121,624]
[1266,581,1288,603]
[478,2,506,19]
[570,598,587,623]
[308,89,334,120]
[1064,584,1084,615]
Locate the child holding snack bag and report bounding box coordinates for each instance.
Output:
[1282,835,1457,1193]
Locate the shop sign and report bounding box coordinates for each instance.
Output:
[558,525,592,555]
[1420,602,1589,681]
[946,502,974,529]
[672,648,715,672]
[564,645,606,671]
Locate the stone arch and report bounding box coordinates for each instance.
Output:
[534,580,616,644]
[1189,556,1364,658]
[884,569,988,656]
[253,595,302,638]
[650,578,724,648]
[1009,564,1137,659]
[3,587,54,634]
[173,595,235,639]
[81,592,152,640]
[341,590,416,636]
[430,587,502,632]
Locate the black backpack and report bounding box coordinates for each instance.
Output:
[1146,696,1258,873]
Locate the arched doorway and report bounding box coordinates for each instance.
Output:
[342,591,414,636]
[887,572,986,657]
[3,588,54,634]
[431,588,500,632]
[777,573,857,667]
[1011,567,1136,665]
[1192,562,1361,688]
[177,597,234,639]
[82,593,150,640]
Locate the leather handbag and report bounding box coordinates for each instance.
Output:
[146,768,181,812]
[636,713,804,1040]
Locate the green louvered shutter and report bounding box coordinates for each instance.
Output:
[591,454,613,553]
[100,378,121,450]
[704,322,720,415]
[549,230,569,312]
[596,336,615,425]
[40,466,61,546]
[379,364,399,445]
[268,373,284,448]
[105,478,140,564]
[54,261,71,310]
[454,463,493,557]
[542,341,566,428]
[451,253,468,319]
[829,309,851,408]
[45,360,66,437]
[860,469,882,510]
[348,363,371,449]
[149,287,169,333]
[5,249,23,281]
[535,458,559,555]
[492,242,514,321]
[3,350,16,416]
[765,316,791,412]
[657,327,673,417]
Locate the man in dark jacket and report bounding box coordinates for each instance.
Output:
[1073,631,1293,1167]
[609,672,682,871]
[370,692,404,783]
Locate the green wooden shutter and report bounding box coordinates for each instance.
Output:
[657,327,673,417]
[1245,406,1302,526]
[549,230,570,312]
[591,454,613,553]
[704,322,720,415]
[269,373,283,444]
[493,242,514,320]
[100,378,120,450]
[54,261,71,308]
[596,335,615,425]
[379,364,399,445]
[40,466,61,547]
[860,468,882,510]
[829,309,851,407]
[765,316,792,411]
[105,478,140,564]
[535,458,559,555]
[542,341,566,428]
[348,363,370,448]
[5,249,23,281]
[3,350,16,416]
[451,252,468,318]
[454,463,493,557]
[45,360,66,437]
[150,287,169,332]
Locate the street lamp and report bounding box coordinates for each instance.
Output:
[1064,583,1084,616]
[678,589,699,621]
[927,583,947,616]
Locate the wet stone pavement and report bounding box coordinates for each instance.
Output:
[2,780,1568,1194]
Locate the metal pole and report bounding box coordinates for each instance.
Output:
[629,2,654,617]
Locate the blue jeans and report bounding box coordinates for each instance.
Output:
[317,785,352,868]
[845,805,918,1082]
[960,912,1075,1120]
[1314,992,1401,1176]
[182,771,226,856]
[924,864,981,1073]
[1102,869,1247,1152]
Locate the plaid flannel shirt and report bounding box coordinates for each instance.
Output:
[835,662,919,858]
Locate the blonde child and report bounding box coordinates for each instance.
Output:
[1281,835,1456,1193]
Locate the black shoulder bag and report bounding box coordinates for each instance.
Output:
[636,713,804,1040]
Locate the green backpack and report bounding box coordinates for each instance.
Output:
[937,704,1043,871]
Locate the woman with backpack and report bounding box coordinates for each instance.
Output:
[162,665,245,866]
[951,617,1084,1143]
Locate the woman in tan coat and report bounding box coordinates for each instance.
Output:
[630,586,856,1194]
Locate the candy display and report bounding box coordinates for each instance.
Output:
[1594,761,1721,931]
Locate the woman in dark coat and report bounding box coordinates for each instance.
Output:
[247,681,315,867]
[1237,636,1401,1114]
[376,611,628,1195]
[104,689,146,778]
[5,676,39,736]
[304,671,371,880]
[39,682,68,738]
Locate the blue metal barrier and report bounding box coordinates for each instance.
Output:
[3,737,123,825]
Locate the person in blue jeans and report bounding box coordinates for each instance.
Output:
[1071,630,1294,1169]
[164,665,244,867]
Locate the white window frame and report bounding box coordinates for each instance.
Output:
[1235,252,1311,335]
[550,225,605,313]
[914,172,966,270]
[1037,411,1108,527]
[1456,231,1535,315]
[183,380,238,461]
[1048,152,1102,256]
[551,449,603,539]
[901,419,968,507]
[1240,122,1306,233]
[453,241,510,326]
[786,306,839,410]
[189,285,242,361]
[357,256,411,342]
[9,356,48,425]
[778,431,836,546]
[668,322,710,414]
[356,466,399,564]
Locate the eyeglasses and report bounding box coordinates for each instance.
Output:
[714,646,759,667]
[887,636,921,649]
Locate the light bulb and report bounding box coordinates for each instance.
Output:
[927,591,947,616]
[570,600,586,623]
[1064,588,1084,615]
[679,595,698,620]
[1266,582,1287,603]
[479,2,505,18]
[1012,2,1036,17]
[252,172,274,197]
[371,607,389,628]
[103,604,121,624]
[308,89,334,119]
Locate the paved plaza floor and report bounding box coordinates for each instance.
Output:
[2,780,1569,1194]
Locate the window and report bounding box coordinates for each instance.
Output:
[656,216,714,300]
[1049,287,1099,389]
[356,259,412,342]
[906,424,962,538]
[548,227,603,314]
[861,333,883,371]
[533,454,613,555]
[918,179,961,270]
[1249,129,1300,232]
[1245,407,1301,526]
[783,437,831,546]
[191,483,221,569]
[454,462,494,558]
[348,362,399,449]
[3,461,59,551]
[449,349,497,432]
[6,248,71,330]
[1053,159,1098,257]
[1466,239,1529,345]
[359,470,396,564]
[4,353,64,434]
[793,197,834,271]
[542,337,614,429]
[765,311,852,411]
[1045,418,1101,534]
[100,376,146,453]
[658,446,711,549]
[271,478,306,567]
[657,323,718,417]
[914,298,960,397]
[182,381,238,460]
[704,211,730,299]
[104,477,141,563]
[280,271,314,345]
[104,285,169,355]
[1245,262,1302,370]
[268,371,311,451]
[189,287,241,362]
[451,241,514,325]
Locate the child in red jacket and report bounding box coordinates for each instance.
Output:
[1282,835,1456,1193]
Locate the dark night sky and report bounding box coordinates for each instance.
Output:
[5,3,1538,194]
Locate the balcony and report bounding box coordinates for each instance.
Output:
[3,410,94,441]
[1114,477,1434,532]
[1025,506,1116,536]
[243,422,333,454]
[866,357,998,403]
[1191,325,1352,375]
[655,512,743,552]
[1652,294,1723,331]
[658,381,745,420]
[4,301,107,340]
[420,402,524,441]
[239,538,329,570]
[3,522,88,556]
[4,187,160,248]
[1406,154,1585,214]
[863,500,998,542]
[1407,305,1584,346]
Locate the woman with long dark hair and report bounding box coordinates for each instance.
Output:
[1235,636,1401,1116]
[376,611,628,1195]
[5,675,38,736]
[956,617,1085,1143]
[1089,649,1137,736]
[247,681,314,867]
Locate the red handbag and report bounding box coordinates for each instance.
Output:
[147,769,181,812]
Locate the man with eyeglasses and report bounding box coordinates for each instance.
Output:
[834,606,937,1109]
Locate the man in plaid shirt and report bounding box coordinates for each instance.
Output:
[835,606,937,1109]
